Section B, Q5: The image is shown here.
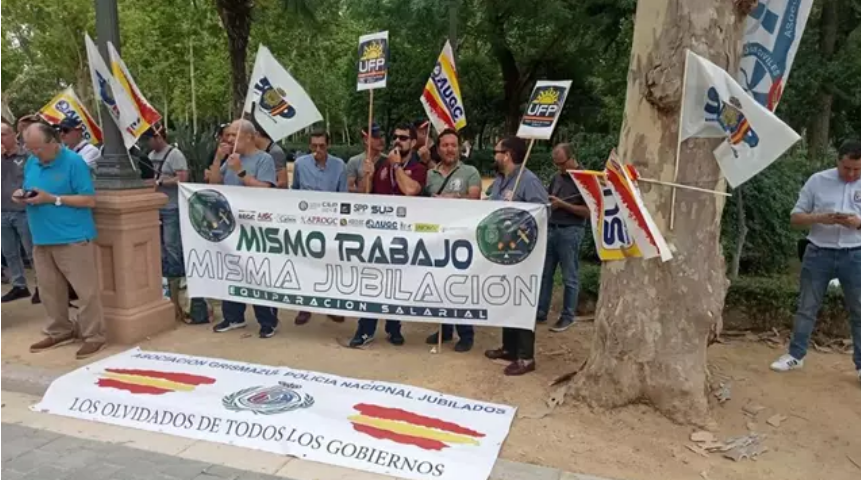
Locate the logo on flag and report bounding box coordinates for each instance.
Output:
[356,31,389,91]
[516,80,572,140]
[349,403,485,451]
[570,170,642,262]
[253,77,296,119]
[85,34,140,150]
[420,41,466,133]
[95,71,120,117]
[96,368,216,395]
[704,88,760,154]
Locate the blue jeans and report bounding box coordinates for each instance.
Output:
[222,300,278,329]
[441,324,474,342]
[789,245,861,370]
[537,225,585,322]
[356,318,401,338]
[1,211,34,288]
[160,209,185,278]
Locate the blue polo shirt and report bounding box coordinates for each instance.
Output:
[22,147,97,246]
[292,154,347,192]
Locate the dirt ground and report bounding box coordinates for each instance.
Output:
[2,288,859,480]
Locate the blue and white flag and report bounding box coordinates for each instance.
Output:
[738,0,813,110]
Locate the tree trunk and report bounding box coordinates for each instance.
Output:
[216,0,253,119]
[729,187,747,279]
[569,0,746,426]
[807,0,840,161]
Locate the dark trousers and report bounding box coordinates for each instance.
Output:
[356,318,401,337]
[222,300,278,329]
[502,327,535,360]
[441,324,474,341]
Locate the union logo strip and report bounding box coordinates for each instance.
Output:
[569,170,641,262]
[349,403,485,452]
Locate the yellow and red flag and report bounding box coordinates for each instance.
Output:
[39,87,103,145]
[107,41,161,138]
[420,40,466,133]
[96,368,215,395]
[349,403,485,451]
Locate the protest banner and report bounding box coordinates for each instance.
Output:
[420,40,467,133]
[356,31,390,92]
[179,184,548,330]
[515,80,572,141]
[39,87,103,145]
[34,348,516,480]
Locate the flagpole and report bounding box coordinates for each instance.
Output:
[189,37,198,135]
[669,51,690,231]
[511,139,537,198]
[567,170,730,197]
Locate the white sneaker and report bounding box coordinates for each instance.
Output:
[770,354,804,372]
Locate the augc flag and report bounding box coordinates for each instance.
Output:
[420,40,466,133]
[569,170,642,262]
[39,87,103,145]
[108,41,161,137]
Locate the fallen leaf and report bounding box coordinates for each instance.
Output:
[691,431,717,443]
[766,414,788,428]
[746,421,757,432]
[742,404,766,416]
[685,444,710,458]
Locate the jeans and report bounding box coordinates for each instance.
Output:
[356,318,401,338]
[222,300,278,329]
[1,211,34,288]
[789,245,861,370]
[537,225,585,322]
[441,324,474,342]
[160,209,185,278]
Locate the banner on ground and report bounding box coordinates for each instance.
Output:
[243,45,323,142]
[738,0,813,110]
[33,348,515,480]
[179,184,547,330]
[569,170,642,261]
[516,80,572,140]
[680,50,800,188]
[420,40,467,133]
[108,41,162,138]
[39,87,103,145]
[84,34,140,149]
[357,31,389,91]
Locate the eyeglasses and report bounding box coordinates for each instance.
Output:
[394,135,411,142]
[493,149,508,155]
[60,128,73,134]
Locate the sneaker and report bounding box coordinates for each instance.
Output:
[349,333,375,349]
[484,348,517,361]
[388,332,405,346]
[2,286,31,303]
[550,318,575,333]
[31,288,41,305]
[770,354,804,372]
[536,316,547,324]
[504,359,536,376]
[76,342,106,360]
[294,311,312,326]
[454,338,474,353]
[259,325,278,339]
[425,332,452,345]
[213,320,247,333]
[30,335,75,353]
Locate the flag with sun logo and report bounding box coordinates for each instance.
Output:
[356,31,389,91]
[243,45,323,142]
[516,80,572,140]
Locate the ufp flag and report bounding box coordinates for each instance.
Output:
[569,170,642,262]
[243,45,323,142]
[516,80,572,140]
[680,50,800,188]
[604,151,672,262]
[39,87,103,145]
[420,40,466,133]
[738,0,813,110]
[356,31,389,91]
[107,41,161,137]
[84,34,140,149]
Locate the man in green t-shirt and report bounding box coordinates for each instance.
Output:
[423,128,481,352]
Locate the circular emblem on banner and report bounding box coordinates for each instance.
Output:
[187,190,236,243]
[222,382,315,415]
[476,208,539,266]
[299,201,309,211]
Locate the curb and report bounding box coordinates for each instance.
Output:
[1,362,618,480]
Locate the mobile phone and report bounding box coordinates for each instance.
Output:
[14,190,38,199]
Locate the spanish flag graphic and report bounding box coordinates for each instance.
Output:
[348,403,485,451]
[96,369,216,395]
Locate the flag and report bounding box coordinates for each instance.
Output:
[420,40,466,133]
[107,41,161,137]
[356,31,389,91]
[84,33,141,149]
[604,151,673,262]
[243,45,323,142]
[516,80,572,140]
[738,0,813,110]
[569,170,643,262]
[1,93,14,122]
[39,87,103,145]
[680,50,800,188]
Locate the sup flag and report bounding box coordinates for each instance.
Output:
[356,31,389,91]
[569,170,643,262]
[516,80,572,140]
[680,50,800,188]
[107,42,161,138]
[739,0,813,110]
[84,34,140,150]
[420,40,466,133]
[243,45,323,142]
[348,403,486,452]
[39,87,103,145]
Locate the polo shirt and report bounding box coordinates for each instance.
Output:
[220,150,278,187]
[292,154,347,192]
[424,161,481,197]
[22,147,97,246]
[792,168,861,249]
[371,152,428,196]
[487,167,549,205]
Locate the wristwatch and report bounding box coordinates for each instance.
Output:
[54,196,63,207]
[238,170,248,178]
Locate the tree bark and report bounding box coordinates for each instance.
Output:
[216,0,253,119]
[569,0,746,426]
[729,187,747,279]
[807,0,840,161]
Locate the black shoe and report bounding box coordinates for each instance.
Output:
[425,332,453,345]
[2,286,31,303]
[454,338,474,353]
[388,332,405,346]
[550,318,575,333]
[536,317,547,324]
[31,288,41,305]
[349,333,375,348]
[259,324,278,339]
[213,320,247,333]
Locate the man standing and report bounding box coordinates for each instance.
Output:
[346,124,385,193]
[252,121,290,189]
[58,117,100,169]
[19,123,106,359]
[537,144,589,333]
[349,123,428,348]
[771,140,861,384]
[208,119,280,338]
[484,136,548,376]
[291,130,347,326]
[423,129,481,352]
[1,120,37,303]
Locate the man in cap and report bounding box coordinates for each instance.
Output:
[346,123,386,193]
[58,117,100,169]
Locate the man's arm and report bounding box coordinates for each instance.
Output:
[159,150,189,186]
[394,166,422,196]
[465,169,482,200]
[337,164,348,193]
[27,159,96,208]
[208,151,226,185]
[244,156,277,189]
[789,178,834,228]
[291,160,301,190]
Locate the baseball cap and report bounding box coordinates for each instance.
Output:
[141,122,166,139]
[58,117,83,131]
[362,123,383,139]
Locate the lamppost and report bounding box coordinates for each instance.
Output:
[93,0,143,190]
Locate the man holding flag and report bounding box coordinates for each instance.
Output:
[346,123,386,193]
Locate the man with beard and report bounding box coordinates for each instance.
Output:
[349,123,428,348]
[484,136,548,376]
[422,128,481,352]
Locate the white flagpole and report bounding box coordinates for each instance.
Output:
[669,50,691,231]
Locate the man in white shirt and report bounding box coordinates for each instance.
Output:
[58,117,100,169]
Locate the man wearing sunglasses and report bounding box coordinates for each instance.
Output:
[350,123,428,348]
[58,117,100,170]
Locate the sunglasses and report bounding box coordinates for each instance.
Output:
[60,128,73,134]
[394,135,412,142]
